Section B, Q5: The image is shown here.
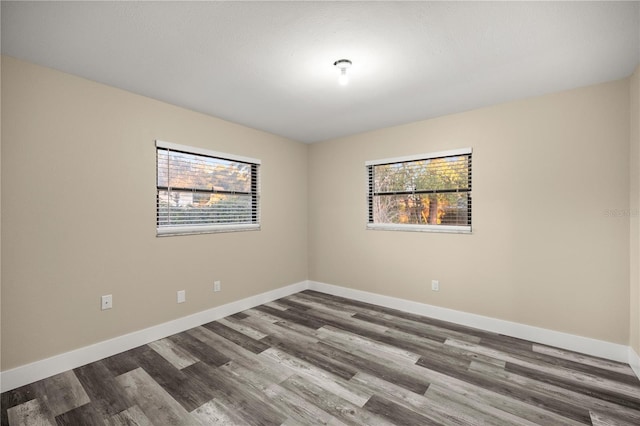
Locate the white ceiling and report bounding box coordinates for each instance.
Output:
[2,1,639,143]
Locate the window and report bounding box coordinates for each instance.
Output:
[156,140,260,236]
[366,148,472,233]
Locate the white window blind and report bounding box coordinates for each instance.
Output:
[156,141,261,236]
[366,148,472,233]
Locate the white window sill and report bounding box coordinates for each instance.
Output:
[157,223,260,237]
[366,223,471,234]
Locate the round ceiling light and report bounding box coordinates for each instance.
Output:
[333,59,352,86]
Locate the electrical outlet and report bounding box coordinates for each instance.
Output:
[101,294,113,310]
[214,280,221,292]
[177,290,186,303]
[431,280,439,291]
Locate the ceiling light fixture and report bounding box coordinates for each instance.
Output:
[333,59,352,86]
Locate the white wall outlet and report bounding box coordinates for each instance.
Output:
[214,280,221,292]
[101,294,113,310]
[431,280,440,291]
[177,290,186,303]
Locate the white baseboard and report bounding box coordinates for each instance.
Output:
[630,347,640,379]
[307,281,632,365]
[3,279,637,392]
[0,281,309,392]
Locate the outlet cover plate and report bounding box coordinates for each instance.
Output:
[101,294,113,310]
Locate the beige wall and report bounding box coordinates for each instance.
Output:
[631,65,640,355]
[1,56,308,370]
[309,79,631,344]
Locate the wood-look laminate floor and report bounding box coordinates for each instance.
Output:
[2,290,640,426]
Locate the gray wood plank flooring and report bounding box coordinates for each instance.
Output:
[2,290,640,425]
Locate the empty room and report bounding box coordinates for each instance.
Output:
[1,1,640,425]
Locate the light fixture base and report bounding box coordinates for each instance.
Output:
[333,59,352,70]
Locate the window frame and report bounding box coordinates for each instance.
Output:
[366,147,472,234]
[156,140,261,237]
